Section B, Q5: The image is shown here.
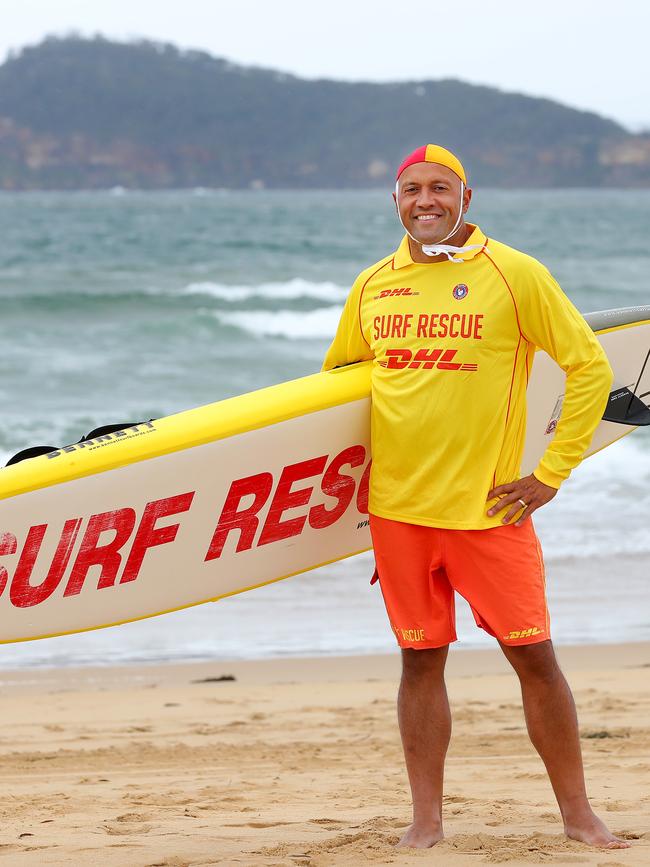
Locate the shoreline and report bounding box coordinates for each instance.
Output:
[1,639,650,690]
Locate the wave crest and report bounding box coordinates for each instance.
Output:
[183,278,348,303]
[212,306,342,339]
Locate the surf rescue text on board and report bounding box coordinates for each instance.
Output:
[0,447,371,608]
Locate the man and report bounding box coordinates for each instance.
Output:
[322,144,629,851]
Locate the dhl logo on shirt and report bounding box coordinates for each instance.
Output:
[379,347,478,371]
[373,287,420,300]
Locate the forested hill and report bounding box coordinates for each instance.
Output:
[0,36,648,190]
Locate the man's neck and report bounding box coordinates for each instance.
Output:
[408,222,473,264]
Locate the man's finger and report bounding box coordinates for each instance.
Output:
[501,503,523,524]
[514,506,533,527]
[488,483,515,500]
[487,495,511,516]
[487,492,526,516]
[501,501,528,524]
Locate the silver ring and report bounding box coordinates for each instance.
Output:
[518,498,528,509]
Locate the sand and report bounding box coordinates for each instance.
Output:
[0,642,648,866]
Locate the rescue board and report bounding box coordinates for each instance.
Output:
[0,306,648,644]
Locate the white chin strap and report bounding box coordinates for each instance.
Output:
[395,180,483,262]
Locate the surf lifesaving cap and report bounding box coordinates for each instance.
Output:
[394,144,480,261]
[396,144,467,185]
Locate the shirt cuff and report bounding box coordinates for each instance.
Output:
[532,465,566,489]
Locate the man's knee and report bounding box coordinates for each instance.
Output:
[401,645,449,680]
[500,639,561,683]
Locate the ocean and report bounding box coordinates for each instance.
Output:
[0,188,649,668]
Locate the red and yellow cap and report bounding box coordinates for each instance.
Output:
[396,144,467,184]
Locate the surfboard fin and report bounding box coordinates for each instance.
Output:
[602,387,650,426]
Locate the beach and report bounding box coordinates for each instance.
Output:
[0,642,648,866]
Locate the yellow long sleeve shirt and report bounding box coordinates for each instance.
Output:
[322,225,613,529]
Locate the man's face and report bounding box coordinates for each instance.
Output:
[393,162,471,245]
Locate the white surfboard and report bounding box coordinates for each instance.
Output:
[0,306,648,644]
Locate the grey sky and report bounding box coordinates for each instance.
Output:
[2,0,646,130]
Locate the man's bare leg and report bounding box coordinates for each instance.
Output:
[501,639,630,850]
[396,645,450,848]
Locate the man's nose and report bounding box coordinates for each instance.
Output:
[415,189,439,208]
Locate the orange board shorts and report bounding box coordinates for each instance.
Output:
[369,514,549,649]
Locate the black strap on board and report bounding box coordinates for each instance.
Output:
[5,421,155,467]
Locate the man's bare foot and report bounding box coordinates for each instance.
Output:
[564,811,631,849]
[397,822,444,848]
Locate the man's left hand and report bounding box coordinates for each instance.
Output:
[487,474,558,526]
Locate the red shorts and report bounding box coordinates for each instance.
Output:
[370,514,549,649]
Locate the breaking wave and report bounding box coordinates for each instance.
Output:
[183,278,348,303]
[212,306,342,339]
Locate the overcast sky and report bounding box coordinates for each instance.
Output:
[2,0,646,131]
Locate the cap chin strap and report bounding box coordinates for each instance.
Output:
[395,181,483,262]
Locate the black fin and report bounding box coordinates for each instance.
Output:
[602,387,650,426]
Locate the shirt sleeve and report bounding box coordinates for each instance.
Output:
[514,262,613,488]
[322,273,375,372]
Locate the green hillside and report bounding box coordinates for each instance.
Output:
[0,36,648,189]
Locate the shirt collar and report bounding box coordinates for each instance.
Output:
[392,224,487,269]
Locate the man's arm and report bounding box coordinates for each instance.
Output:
[488,261,613,525]
[322,274,375,371]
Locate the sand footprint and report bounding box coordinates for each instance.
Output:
[308,818,347,829]
[146,858,192,867]
[102,824,154,836]
[225,820,296,828]
[101,814,155,836]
